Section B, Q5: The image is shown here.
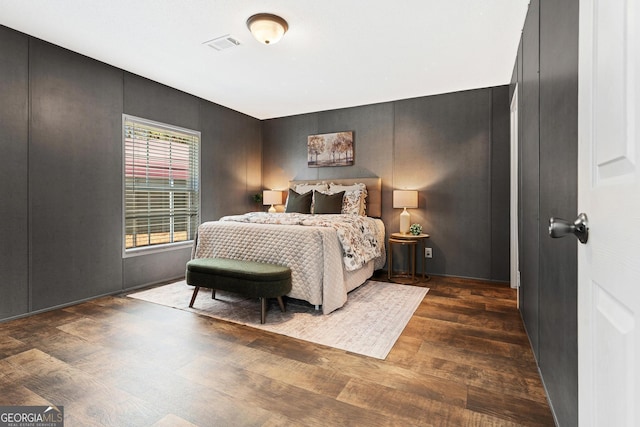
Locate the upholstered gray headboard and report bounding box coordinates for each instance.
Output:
[288,177,382,218]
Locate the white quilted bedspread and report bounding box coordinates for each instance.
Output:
[219,212,382,271]
[193,214,385,314]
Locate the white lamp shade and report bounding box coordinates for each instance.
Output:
[393,190,418,209]
[263,190,282,206]
[393,190,418,234]
[247,13,288,45]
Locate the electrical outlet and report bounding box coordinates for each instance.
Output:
[424,247,432,258]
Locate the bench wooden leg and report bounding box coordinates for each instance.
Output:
[189,286,200,307]
[277,296,286,313]
[211,289,216,299]
[260,297,267,324]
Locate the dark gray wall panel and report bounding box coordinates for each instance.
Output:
[0,26,29,318]
[519,0,541,357]
[200,100,262,221]
[246,119,262,213]
[538,0,579,424]
[122,73,202,288]
[316,103,394,182]
[316,103,394,222]
[123,73,200,131]
[490,86,511,282]
[262,103,394,263]
[122,71,262,288]
[395,89,492,279]
[262,89,508,280]
[262,113,319,187]
[513,0,579,424]
[29,40,124,310]
[0,27,263,319]
[123,247,191,290]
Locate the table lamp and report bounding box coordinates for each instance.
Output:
[263,190,282,213]
[393,190,418,234]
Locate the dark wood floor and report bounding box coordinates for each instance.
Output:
[0,274,554,426]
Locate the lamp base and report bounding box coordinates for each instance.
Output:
[268,205,276,213]
[399,208,410,234]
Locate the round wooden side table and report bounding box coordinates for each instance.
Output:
[387,232,430,283]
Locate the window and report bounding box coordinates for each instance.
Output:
[123,115,200,254]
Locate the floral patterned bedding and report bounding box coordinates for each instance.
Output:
[219,212,383,271]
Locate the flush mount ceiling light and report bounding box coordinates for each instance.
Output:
[246,13,288,45]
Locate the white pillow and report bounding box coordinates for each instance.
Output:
[329,183,367,215]
[329,183,367,194]
[294,183,328,194]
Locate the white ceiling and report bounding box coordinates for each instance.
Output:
[0,0,529,120]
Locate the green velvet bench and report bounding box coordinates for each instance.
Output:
[186,258,292,324]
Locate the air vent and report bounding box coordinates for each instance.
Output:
[203,35,241,51]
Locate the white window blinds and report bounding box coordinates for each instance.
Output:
[124,116,200,251]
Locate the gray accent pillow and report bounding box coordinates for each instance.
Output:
[313,191,345,214]
[285,189,312,214]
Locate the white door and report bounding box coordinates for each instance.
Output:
[510,86,520,295]
[578,0,640,425]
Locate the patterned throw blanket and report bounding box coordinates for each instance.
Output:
[219,212,382,271]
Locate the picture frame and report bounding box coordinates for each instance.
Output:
[307,131,354,167]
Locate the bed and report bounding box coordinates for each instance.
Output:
[191,178,386,314]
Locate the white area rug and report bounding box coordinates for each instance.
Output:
[128,280,428,359]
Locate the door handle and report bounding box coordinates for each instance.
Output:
[549,213,589,244]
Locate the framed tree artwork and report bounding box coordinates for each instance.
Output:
[307,131,354,167]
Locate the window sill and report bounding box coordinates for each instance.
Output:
[123,241,193,258]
